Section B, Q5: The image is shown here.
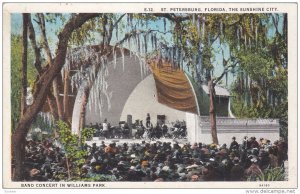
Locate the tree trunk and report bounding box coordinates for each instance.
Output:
[65,156,71,180]
[37,13,65,121]
[21,13,29,116]
[208,80,219,144]
[63,70,71,123]
[46,91,59,120]
[28,15,59,120]
[12,13,101,181]
[11,132,26,181]
[52,78,64,120]
[79,86,90,136]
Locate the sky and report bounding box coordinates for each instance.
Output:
[11,13,67,52]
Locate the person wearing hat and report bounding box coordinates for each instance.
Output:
[104,143,115,154]
[126,166,139,181]
[249,137,259,149]
[146,113,151,128]
[258,150,270,170]
[162,123,168,138]
[230,136,239,151]
[141,168,152,181]
[259,138,266,147]
[29,168,40,178]
[203,163,218,181]
[94,165,102,173]
[230,157,244,181]
[141,160,149,168]
[191,174,199,181]
[110,167,120,180]
[245,157,262,180]
[157,165,172,181]
[219,144,229,157]
[242,136,249,150]
[102,118,109,139]
[191,142,198,150]
[192,145,202,159]
[220,158,233,181]
[135,120,145,139]
[100,141,106,149]
[266,147,278,168]
[277,137,288,167]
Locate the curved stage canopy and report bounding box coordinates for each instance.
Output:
[120,74,187,125]
[150,61,199,115]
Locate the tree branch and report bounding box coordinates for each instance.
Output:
[211,32,221,45]
[213,61,239,84]
[36,13,53,63]
[36,13,65,119]
[33,18,40,24]
[152,13,190,23]
[108,13,126,44]
[114,28,170,48]
[28,14,59,119]
[21,13,29,115]
[112,13,126,29]
[28,15,42,73]
[271,13,279,35]
[212,47,238,84]
[14,13,101,135]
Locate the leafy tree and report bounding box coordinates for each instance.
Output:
[56,120,95,180]
[169,13,287,143]
[12,13,101,181]
[230,13,288,139]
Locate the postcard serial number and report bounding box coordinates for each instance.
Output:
[259,184,271,187]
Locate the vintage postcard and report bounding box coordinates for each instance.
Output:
[2,2,298,190]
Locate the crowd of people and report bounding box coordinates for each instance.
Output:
[134,119,187,140]
[87,114,187,140]
[22,135,288,182]
[88,119,131,139]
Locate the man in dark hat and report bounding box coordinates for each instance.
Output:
[121,143,128,152]
[249,137,259,149]
[242,136,249,150]
[135,120,145,139]
[230,136,239,151]
[146,113,151,128]
[162,123,168,138]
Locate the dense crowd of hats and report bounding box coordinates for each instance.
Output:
[21,136,287,181]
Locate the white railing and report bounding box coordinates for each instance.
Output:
[199,116,279,125]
